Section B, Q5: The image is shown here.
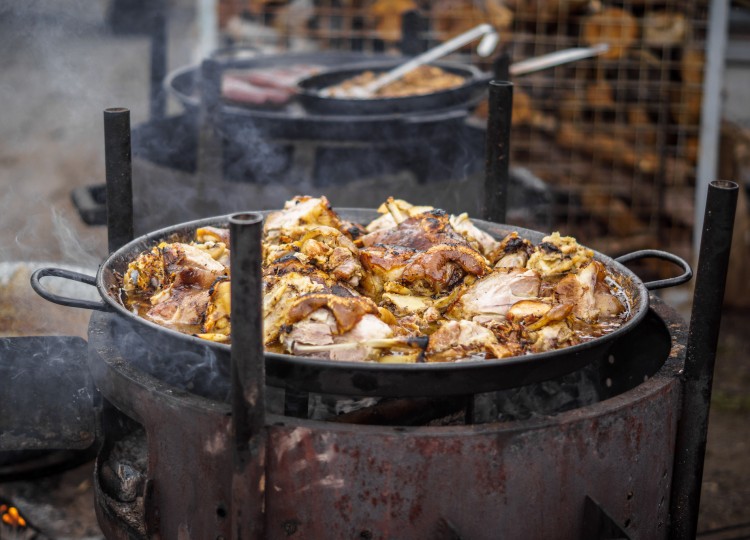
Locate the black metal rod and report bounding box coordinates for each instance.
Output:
[104,107,134,253]
[400,9,423,56]
[669,180,739,539]
[198,58,224,181]
[149,1,168,121]
[483,80,513,224]
[230,212,265,456]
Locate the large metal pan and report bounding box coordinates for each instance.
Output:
[295,60,490,116]
[30,210,691,398]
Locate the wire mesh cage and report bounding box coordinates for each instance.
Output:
[216,0,708,258]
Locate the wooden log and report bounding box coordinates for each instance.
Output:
[369,0,418,42]
[581,7,639,60]
[505,0,592,24]
[642,11,689,48]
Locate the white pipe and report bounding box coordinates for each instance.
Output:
[694,0,730,255]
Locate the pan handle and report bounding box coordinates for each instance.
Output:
[614,249,693,290]
[30,267,111,312]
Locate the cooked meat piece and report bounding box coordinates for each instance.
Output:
[202,279,231,337]
[556,260,625,322]
[195,226,230,245]
[263,272,329,344]
[492,232,534,268]
[506,299,553,321]
[527,232,594,276]
[448,268,541,319]
[264,196,342,239]
[426,320,512,362]
[146,287,210,330]
[365,198,434,233]
[359,244,418,299]
[529,321,578,353]
[360,209,469,250]
[280,225,363,287]
[400,244,489,295]
[281,311,394,362]
[284,293,380,334]
[381,292,434,317]
[162,243,227,290]
[449,213,501,258]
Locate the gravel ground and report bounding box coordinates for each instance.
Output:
[0,2,748,537]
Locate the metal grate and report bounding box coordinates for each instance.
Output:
[217,0,708,258]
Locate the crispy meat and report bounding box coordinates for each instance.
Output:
[527,232,594,276]
[400,244,489,295]
[360,209,469,250]
[264,196,342,238]
[426,320,512,362]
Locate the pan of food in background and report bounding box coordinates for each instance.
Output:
[295,60,491,115]
[29,198,691,398]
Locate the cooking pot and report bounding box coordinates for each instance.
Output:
[30,210,691,398]
[295,60,490,116]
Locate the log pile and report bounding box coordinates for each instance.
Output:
[217,0,707,256]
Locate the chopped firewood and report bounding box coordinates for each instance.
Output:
[580,188,647,237]
[582,7,639,60]
[556,122,659,175]
[668,49,703,127]
[585,79,615,108]
[558,90,585,122]
[642,11,689,47]
[506,0,592,24]
[432,0,512,44]
[626,105,657,146]
[369,0,418,42]
[473,88,557,132]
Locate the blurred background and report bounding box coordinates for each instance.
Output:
[0,0,748,537]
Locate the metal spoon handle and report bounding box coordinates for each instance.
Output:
[363,23,496,95]
[509,44,609,76]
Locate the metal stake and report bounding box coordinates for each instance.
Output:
[669,180,739,539]
[483,80,513,224]
[229,212,266,539]
[104,107,134,253]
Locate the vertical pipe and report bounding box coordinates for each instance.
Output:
[483,80,513,223]
[104,107,134,253]
[230,212,265,453]
[198,58,224,184]
[669,180,739,539]
[694,0,729,256]
[149,0,168,121]
[400,10,423,56]
[229,212,266,539]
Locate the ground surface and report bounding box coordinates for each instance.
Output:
[0,1,748,538]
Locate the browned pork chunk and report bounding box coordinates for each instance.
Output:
[360,209,470,250]
[448,268,542,319]
[426,320,512,362]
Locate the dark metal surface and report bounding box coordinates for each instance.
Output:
[263,299,685,539]
[229,212,266,539]
[165,52,479,141]
[295,60,488,116]
[104,107,134,253]
[148,0,167,121]
[31,209,692,399]
[669,180,739,539]
[87,296,685,538]
[483,80,513,223]
[0,337,97,452]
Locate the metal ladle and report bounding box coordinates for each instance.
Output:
[341,23,499,98]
